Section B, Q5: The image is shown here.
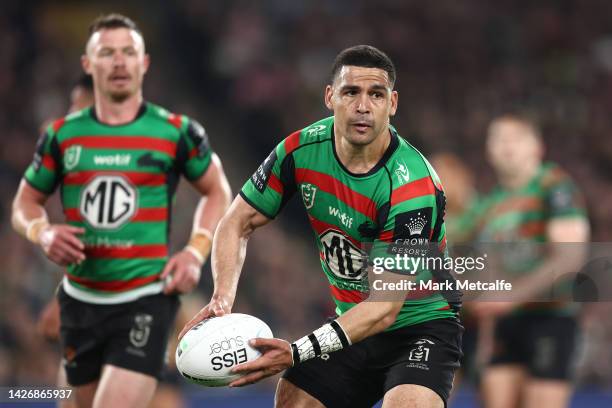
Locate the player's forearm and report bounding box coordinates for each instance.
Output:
[12,180,49,242]
[336,299,403,342]
[210,212,250,308]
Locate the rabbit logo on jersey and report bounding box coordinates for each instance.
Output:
[320,229,367,280]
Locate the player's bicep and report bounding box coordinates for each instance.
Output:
[189,153,231,197]
[230,195,273,236]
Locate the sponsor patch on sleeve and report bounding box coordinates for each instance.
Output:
[251,149,277,193]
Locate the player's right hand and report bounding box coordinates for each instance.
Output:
[38,224,86,266]
[178,295,232,340]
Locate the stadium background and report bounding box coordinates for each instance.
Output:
[1,0,611,406]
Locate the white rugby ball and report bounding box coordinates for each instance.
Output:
[176,313,273,387]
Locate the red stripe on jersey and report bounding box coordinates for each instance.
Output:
[60,136,177,157]
[391,177,435,207]
[438,236,447,252]
[437,305,450,311]
[42,155,56,170]
[64,207,167,222]
[284,131,301,155]
[296,168,377,220]
[309,215,362,248]
[329,284,367,303]
[268,173,284,194]
[168,114,183,129]
[85,244,168,259]
[378,230,393,242]
[188,147,198,159]
[52,118,66,133]
[63,171,166,186]
[67,272,161,292]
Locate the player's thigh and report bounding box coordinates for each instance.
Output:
[93,364,157,408]
[382,384,443,408]
[481,364,526,408]
[523,379,572,408]
[275,378,325,408]
[72,380,98,408]
[57,363,79,408]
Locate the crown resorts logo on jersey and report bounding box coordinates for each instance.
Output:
[388,207,432,255]
[301,183,317,209]
[79,175,137,230]
[251,149,277,193]
[64,145,82,171]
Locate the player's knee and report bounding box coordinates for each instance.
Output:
[275,379,324,408]
[382,384,444,408]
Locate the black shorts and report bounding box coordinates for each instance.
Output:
[283,317,463,408]
[489,313,578,380]
[57,286,180,386]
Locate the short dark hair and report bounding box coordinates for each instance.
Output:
[88,13,141,36]
[490,111,542,140]
[331,45,396,87]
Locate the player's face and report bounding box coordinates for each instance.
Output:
[487,119,542,175]
[325,66,398,146]
[82,28,149,102]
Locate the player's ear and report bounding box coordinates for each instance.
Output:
[324,85,334,111]
[143,53,151,74]
[81,54,92,75]
[389,90,398,117]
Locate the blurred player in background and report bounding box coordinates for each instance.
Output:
[12,13,231,408]
[34,74,94,408]
[471,114,590,408]
[182,45,463,408]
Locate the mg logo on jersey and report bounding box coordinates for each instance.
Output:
[64,145,82,171]
[80,175,137,229]
[301,183,317,209]
[320,230,367,280]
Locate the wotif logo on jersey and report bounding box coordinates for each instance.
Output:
[64,145,82,170]
[329,206,353,229]
[94,154,131,166]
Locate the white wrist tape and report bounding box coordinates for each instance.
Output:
[290,320,351,365]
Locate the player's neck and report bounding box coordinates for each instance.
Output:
[94,92,144,125]
[499,161,540,190]
[334,128,391,174]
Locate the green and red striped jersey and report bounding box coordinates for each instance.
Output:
[24,102,213,304]
[475,162,587,313]
[240,117,460,330]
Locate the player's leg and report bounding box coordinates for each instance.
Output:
[57,363,78,408]
[523,379,572,408]
[92,364,157,408]
[275,378,325,408]
[381,318,463,408]
[522,315,578,408]
[480,365,526,408]
[381,384,443,408]
[72,381,98,408]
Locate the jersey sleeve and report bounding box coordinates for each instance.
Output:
[240,136,297,219]
[23,125,62,194]
[544,175,587,220]
[179,117,213,181]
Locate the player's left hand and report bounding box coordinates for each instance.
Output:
[161,250,203,294]
[471,301,515,319]
[229,338,293,387]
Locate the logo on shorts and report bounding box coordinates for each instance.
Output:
[406,338,434,370]
[129,313,153,348]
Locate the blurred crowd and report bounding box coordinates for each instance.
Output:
[1,0,611,398]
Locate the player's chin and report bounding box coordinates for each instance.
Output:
[108,89,133,103]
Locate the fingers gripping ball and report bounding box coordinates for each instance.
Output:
[176,313,273,386]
